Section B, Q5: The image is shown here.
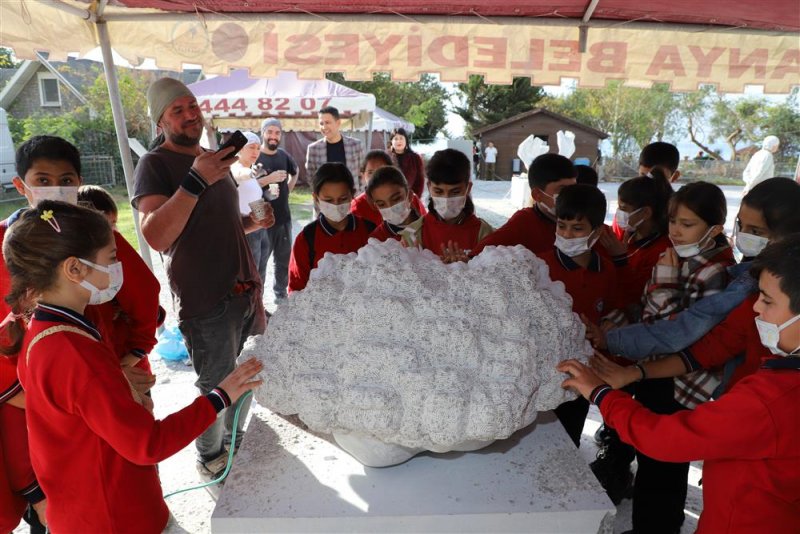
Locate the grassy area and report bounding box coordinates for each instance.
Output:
[0,185,316,252]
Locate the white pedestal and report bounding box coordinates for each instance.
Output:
[212,407,614,533]
[510,174,531,209]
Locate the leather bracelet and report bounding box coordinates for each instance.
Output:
[180,168,208,197]
[635,363,647,381]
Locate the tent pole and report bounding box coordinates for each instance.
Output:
[95,20,155,271]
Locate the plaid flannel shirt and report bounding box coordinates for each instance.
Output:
[305,135,366,192]
[643,242,735,409]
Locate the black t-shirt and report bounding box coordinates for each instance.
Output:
[326,139,346,165]
[255,149,298,225]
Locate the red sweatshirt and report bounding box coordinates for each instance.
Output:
[0,413,26,533]
[472,206,555,256]
[596,363,800,533]
[288,214,373,292]
[350,192,427,227]
[402,212,493,256]
[612,232,671,309]
[17,304,221,534]
[540,248,619,325]
[679,295,765,391]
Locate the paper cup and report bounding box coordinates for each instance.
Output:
[249,199,268,220]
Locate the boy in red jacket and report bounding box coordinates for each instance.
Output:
[539,184,620,448]
[559,235,800,534]
[472,153,576,256]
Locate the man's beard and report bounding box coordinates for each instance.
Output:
[169,131,202,147]
[266,141,279,151]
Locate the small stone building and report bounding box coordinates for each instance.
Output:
[473,108,608,179]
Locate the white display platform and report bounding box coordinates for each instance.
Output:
[510,174,532,209]
[212,407,614,533]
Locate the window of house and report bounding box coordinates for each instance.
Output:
[38,73,61,107]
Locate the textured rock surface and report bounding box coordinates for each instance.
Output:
[243,239,591,462]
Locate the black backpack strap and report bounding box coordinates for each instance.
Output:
[303,221,318,267]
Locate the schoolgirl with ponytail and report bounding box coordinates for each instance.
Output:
[6,201,263,533]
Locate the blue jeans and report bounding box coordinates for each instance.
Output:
[178,291,262,461]
[246,221,292,299]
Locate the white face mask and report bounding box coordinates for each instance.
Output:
[432,195,467,220]
[755,314,800,356]
[555,231,598,257]
[538,190,558,217]
[318,200,350,223]
[379,200,412,226]
[615,207,643,233]
[734,225,769,257]
[671,226,717,258]
[78,259,123,305]
[23,183,79,206]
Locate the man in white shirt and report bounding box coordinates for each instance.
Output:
[484,141,498,180]
[743,135,780,194]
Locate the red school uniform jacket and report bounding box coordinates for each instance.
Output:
[17,304,219,534]
[612,232,672,310]
[472,205,555,256]
[370,220,408,242]
[288,214,374,293]
[350,192,427,227]
[540,247,620,326]
[596,361,800,533]
[678,295,767,391]
[402,211,493,256]
[0,443,26,534]
[83,230,161,373]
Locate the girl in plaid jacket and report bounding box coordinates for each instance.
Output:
[628,180,734,532]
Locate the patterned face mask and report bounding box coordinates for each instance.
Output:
[78,259,124,305]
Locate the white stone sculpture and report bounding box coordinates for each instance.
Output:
[242,240,592,466]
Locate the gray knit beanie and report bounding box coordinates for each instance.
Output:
[261,118,283,134]
[147,77,195,122]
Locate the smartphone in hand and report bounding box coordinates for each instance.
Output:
[217,131,248,161]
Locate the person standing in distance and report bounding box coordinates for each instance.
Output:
[305,106,365,193]
[132,77,274,481]
[743,135,780,194]
[484,141,498,180]
[250,118,298,304]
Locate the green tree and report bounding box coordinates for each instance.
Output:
[453,76,545,136]
[82,69,153,142]
[676,87,723,160]
[0,47,18,69]
[708,96,767,160]
[761,90,800,162]
[326,73,448,142]
[542,81,679,157]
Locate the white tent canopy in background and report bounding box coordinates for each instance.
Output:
[188,70,376,133]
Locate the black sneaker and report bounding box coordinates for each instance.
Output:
[590,447,634,505]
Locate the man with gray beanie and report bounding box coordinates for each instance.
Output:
[132,77,273,481]
[248,118,298,303]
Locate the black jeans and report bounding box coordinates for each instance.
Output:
[632,377,688,533]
